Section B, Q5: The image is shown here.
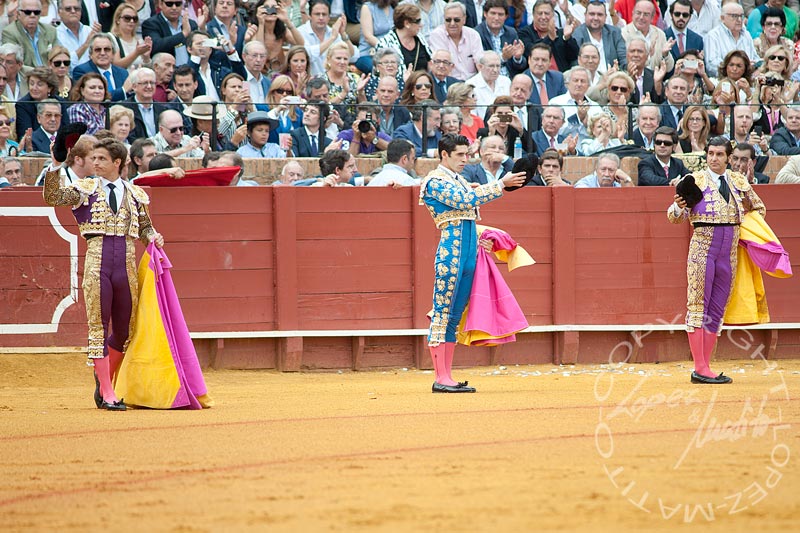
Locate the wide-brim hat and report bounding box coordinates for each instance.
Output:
[246,111,279,130]
[184,96,227,120]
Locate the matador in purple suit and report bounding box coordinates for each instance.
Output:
[43,138,164,410]
[669,137,765,385]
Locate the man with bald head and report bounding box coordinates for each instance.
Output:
[509,74,540,132]
[374,76,410,135]
[704,3,760,77]
[151,108,208,158]
[466,51,511,114]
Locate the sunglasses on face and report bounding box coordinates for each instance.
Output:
[415,83,432,89]
[768,55,787,61]
[93,47,113,53]
[445,17,461,23]
[163,1,183,7]
[609,85,629,93]
[273,88,293,95]
[21,9,42,15]
[764,21,783,27]
[0,119,12,126]
[410,18,421,23]
[51,59,71,67]
[654,139,674,146]
[120,15,139,22]
[673,12,690,19]
[166,125,184,133]
[61,6,81,12]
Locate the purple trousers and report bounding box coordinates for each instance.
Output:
[686,225,739,333]
[83,235,138,361]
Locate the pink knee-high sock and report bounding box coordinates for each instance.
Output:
[687,330,712,377]
[93,356,118,404]
[107,346,124,384]
[702,329,720,377]
[430,344,457,386]
[444,342,457,383]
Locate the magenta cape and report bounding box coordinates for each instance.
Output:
[115,243,212,409]
[457,228,534,346]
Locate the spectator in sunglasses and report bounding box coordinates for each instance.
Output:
[72,33,132,101]
[142,0,199,66]
[428,2,482,81]
[47,46,73,98]
[0,108,18,157]
[110,3,153,71]
[2,0,59,67]
[664,0,704,64]
[151,108,208,157]
[400,70,435,108]
[637,126,689,186]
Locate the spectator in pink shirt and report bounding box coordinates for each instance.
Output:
[427,2,483,81]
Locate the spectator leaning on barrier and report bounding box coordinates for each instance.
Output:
[274,160,306,185]
[129,138,157,180]
[368,139,420,187]
[574,152,634,188]
[537,148,572,187]
[3,156,23,186]
[313,148,359,187]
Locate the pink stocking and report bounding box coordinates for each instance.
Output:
[687,329,711,377]
[107,346,124,384]
[93,356,118,404]
[444,342,457,383]
[702,329,720,377]
[430,344,456,386]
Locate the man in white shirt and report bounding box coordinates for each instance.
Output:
[150,109,208,158]
[298,0,354,76]
[548,66,601,140]
[428,2,484,80]
[368,139,420,187]
[684,0,721,37]
[243,41,270,107]
[704,3,761,77]
[56,0,99,70]
[466,50,510,114]
[574,153,634,188]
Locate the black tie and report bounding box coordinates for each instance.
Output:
[438,80,446,100]
[676,108,683,123]
[310,134,318,156]
[108,183,118,213]
[718,175,730,203]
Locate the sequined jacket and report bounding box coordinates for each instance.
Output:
[419,166,504,229]
[42,168,156,243]
[667,170,766,226]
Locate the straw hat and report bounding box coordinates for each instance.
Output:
[183,96,227,120]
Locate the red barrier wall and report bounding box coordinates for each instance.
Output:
[1,185,798,369]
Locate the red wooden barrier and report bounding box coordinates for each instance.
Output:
[1,185,798,369]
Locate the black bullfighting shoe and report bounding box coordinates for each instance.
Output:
[101,399,127,411]
[432,381,477,393]
[93,372,102,409]
[691,371,733,384]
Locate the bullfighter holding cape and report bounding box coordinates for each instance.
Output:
[43,125,211,410]
[419,134,531,393]
[669,137,791,385]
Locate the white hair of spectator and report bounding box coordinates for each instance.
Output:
[627,36,649,55]
[595,153,620,171]
[129,67,156,85]
[563,66,592,84]
[443,1,467,17]
[88,33,119,55]
[479,50,501,66]
[0,43,24,63]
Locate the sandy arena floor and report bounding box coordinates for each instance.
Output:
[0,353,798,533]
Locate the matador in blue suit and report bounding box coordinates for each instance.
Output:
[419,134,526,393]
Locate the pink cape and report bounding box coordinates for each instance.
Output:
[459,229,531,346]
